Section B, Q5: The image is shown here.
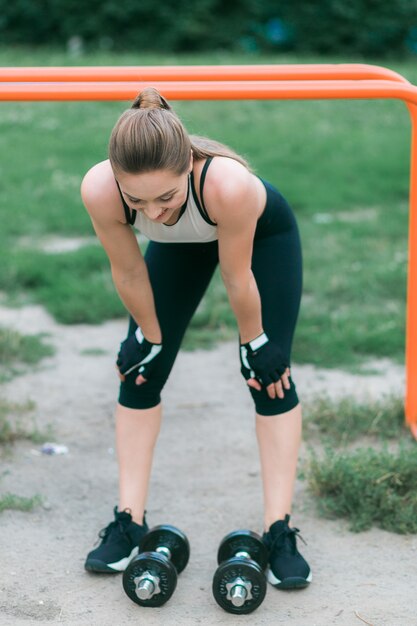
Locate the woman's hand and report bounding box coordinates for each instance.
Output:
[240,332,291,399]
[246,366,292,399]
[116,326,162,385]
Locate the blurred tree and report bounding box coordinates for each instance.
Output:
[0,0,416,56]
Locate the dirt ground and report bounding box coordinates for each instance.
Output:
[0,304,416,626]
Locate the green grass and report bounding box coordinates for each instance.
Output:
[0,398,49,516]
[0,246,124,324]
[0,47,416,367]
[80,347,109,356]
[0,327,54,381]
[0,397,52,444]
[303,394,407,444]
[0,492,42,513]
[307,444,417,533]
[302,393,417,533]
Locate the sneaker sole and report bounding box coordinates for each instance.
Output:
[84,546,139,573]
[267,567,312,589]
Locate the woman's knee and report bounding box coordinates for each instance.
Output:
[250,376,300,416]
[118,376,164,410]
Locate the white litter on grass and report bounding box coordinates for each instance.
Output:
[40,442,69,455]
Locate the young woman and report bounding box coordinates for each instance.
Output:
[81,87,311,589]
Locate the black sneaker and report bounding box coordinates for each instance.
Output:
[84,506,149,573]
[262,514,312,589]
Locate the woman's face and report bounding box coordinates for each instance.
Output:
[117,169,190,224]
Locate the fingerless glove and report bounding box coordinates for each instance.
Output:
[240,332,288,386]
[117,327,162,379]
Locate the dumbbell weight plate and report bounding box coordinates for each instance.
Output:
[212,557,267,615]
[123,552,177,607]
[217,530,269,571]
[141,525,190,574]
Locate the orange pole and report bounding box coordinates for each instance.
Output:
[0,63,408,83]
[406,104,417,439]
[0,79,417,103]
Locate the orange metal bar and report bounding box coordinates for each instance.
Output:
[0,63,408,83]
[406,104,417,440]
[1,64,416,436]
[1,79,417,103]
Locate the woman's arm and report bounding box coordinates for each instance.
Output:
[81,166,161,343]
[205,159,291,399]
[205,160,264,343]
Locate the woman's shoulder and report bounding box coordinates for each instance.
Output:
[195,156,263,222]
[81,159,124,222]
[81,159,114,198]
[194,155,250,197]
[195,154,248,178]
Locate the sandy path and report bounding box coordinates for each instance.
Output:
[0,305,415,626]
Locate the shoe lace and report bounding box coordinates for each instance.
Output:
[96,515,131,546]
[269,524,307,555]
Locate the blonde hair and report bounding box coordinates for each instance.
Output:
[109,87,250,175]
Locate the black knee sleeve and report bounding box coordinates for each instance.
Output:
[248,376,299,416]
[118,374,163,410]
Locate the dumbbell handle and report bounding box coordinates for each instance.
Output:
[231,584,247,607]
[135,571,161,601]
[235,550,251,560]
[133,547,172,601]
[137,579,155,600]
[156,546,172,560]
[226,576,253,607]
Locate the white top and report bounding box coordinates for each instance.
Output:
[127,172,218,243]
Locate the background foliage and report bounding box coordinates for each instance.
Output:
[1,0,417,56]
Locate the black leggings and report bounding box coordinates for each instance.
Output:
[119,180,303,416]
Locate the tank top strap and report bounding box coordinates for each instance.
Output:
[115,180,137,225]
[198,157,217,226]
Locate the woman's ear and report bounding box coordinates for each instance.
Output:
[188,150,193,173]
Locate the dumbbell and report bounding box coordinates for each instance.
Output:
[212,529,269,614]
[122,524,190,607]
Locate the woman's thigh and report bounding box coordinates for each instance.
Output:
[252,227,303,358]
[119,240,219,409]
[249,225,303,415]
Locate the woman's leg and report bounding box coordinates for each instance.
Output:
[116,241,219,522]
[250,222,303,529]
[250,217,311,586]
[116,403,162,524]
[256,404,302,530]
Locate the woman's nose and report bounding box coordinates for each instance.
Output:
[145,204,162,219]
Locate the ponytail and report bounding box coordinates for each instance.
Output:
[131,87,171,111]
[189,135,251,171]
[109,87,251,175]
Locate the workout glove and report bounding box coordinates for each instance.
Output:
[240,332,288,387]
[117,326,162,379]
